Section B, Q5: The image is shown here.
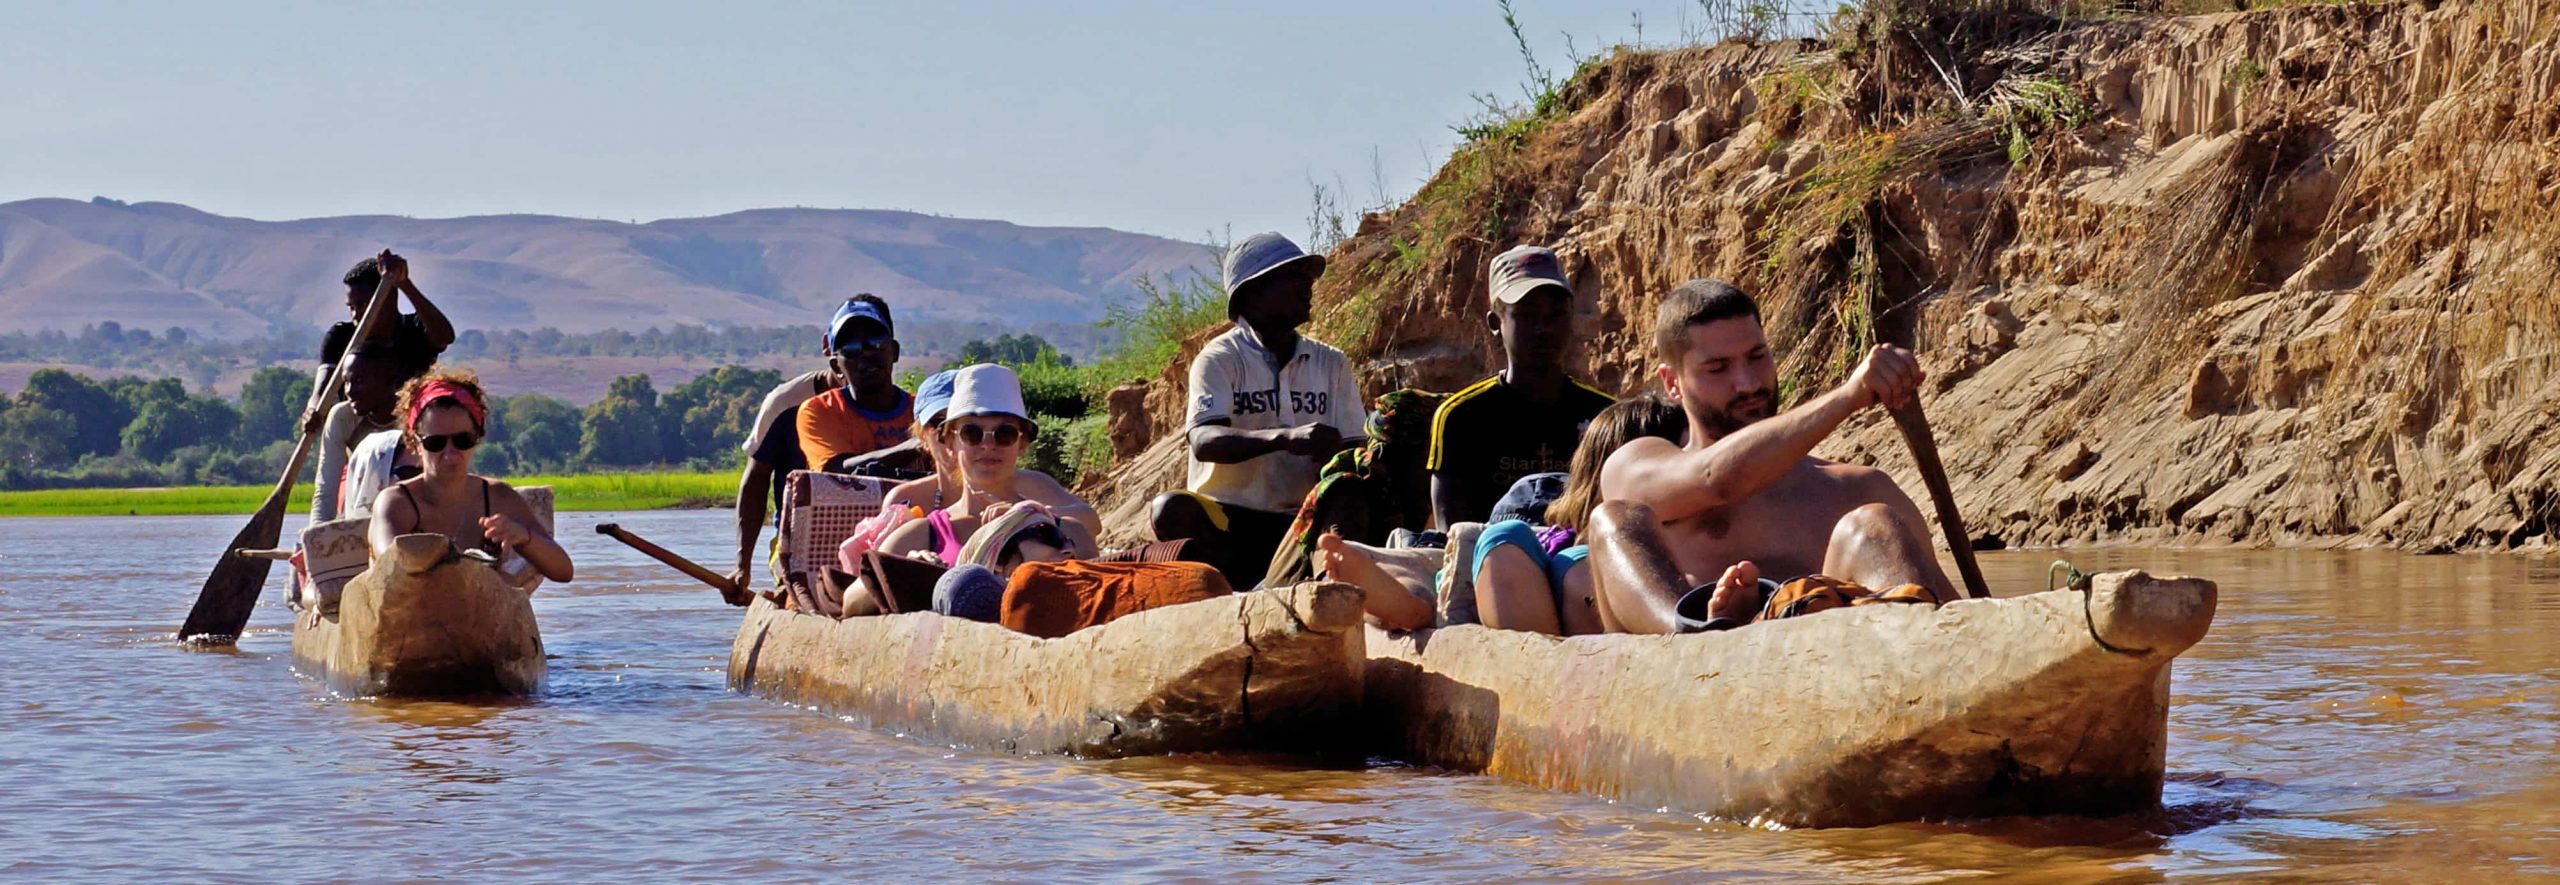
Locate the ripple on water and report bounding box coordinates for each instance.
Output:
[2,516,2555,881]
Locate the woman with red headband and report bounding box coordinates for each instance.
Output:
[368,370,574,584]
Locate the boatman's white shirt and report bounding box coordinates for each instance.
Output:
[1183,325,1367,514]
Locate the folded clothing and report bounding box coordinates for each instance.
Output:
[999,560,1234,639]
[1674,574,1947,633]
[934,564,1006,622]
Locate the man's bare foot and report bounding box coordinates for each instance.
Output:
[1708,560,1764,623]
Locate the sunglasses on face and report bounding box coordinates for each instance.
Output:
[951,422,1024,448]
[417,431,480,453]
[830,332,892,354]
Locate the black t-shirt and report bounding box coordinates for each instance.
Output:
[1426,374,1616,522]
[320,314,440,378]
[751,404,809,518]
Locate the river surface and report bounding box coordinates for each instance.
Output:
[0,510,2552,882]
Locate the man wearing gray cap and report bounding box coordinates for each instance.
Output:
[1148,232,1367,588]
[1426,245,1616,529]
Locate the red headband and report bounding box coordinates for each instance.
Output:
[407,380,487,433]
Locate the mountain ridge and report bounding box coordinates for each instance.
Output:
[0,197,1215,340]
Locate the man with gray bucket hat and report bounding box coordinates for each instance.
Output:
[1148,232,1367,589]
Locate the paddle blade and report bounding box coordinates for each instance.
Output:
[178,496,289,645]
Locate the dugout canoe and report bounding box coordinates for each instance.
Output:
[1364,570,2218,828]
[291,532,546,697]
[728,581,1368,757]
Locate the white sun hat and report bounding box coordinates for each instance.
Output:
[1222,232,1325,305]
[944,363,1032,426]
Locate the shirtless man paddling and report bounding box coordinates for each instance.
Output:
[1588,279,1954,633]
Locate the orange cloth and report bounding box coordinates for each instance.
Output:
[795,386,915,470]
[999,560,1233,639]
[1754,575,1948,624]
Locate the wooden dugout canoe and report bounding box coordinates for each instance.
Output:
[1364,570,2218,828]
[728,581,1368,757]
[291,532,546,697]
[287,487,553,698]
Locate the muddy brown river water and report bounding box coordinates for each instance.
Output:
[1,510,2552,882]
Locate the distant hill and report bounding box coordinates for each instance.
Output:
[0,197,1215,339]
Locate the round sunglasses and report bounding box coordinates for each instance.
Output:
[950,422,1025,447]
[416,431,480,453]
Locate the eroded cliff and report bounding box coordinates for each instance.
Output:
[1093,0,2560,553]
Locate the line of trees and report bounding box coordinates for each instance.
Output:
[0,365,791,490]
[0,319,1118,388]
[0,367,308,489]
[0,268,1233,492]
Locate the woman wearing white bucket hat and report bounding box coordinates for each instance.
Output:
[878,364,1100,570]
[880,368,1102,539]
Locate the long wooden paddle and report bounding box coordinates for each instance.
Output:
[178,253,404,644]
[594,523,770,606]
[1889,400,1991,600]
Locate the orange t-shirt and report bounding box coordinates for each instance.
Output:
[795,386,914,470]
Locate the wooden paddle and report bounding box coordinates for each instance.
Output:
[177,253,405,644]
[594,523,770,606]
[1889,400,1991,600]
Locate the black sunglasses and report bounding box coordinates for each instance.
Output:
[830,332,893,353]
[417,431,480,453]
[952,422,1024,447]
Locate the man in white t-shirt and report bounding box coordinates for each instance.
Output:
[1148,232,1366,588]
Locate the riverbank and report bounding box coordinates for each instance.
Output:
[0,470,735,517]
[1075,1,2560,555]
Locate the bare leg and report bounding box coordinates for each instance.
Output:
[1474,545,1563,636]
[1819,502,1957,603]
[1557,560,1605,635]
[1314,532,1434,631]
[1586,501,1691,634]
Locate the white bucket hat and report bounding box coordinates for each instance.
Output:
[944,364,1033,427]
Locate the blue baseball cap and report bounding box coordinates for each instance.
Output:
[914,369,959,425]
[825,298,893,351]
[1221,232,1325,309]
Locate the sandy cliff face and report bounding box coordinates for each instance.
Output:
[1093,0,2560,553]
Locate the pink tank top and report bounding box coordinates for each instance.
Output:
[925,509,964,565]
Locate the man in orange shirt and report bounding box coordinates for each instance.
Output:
[797,294,916,472]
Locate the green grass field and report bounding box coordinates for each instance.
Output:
[0,470,738,517]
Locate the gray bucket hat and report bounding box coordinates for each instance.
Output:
[1222,232,1325,310]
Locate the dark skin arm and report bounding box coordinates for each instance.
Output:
[302,364,338,435]
[1188,419,1345,464]
[1428,473,1486,530]
[374,254,456,352]
[725,459,772,607]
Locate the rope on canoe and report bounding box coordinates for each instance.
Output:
[2053,560,2149,656]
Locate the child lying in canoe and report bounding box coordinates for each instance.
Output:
[368,370,574,585]
[1313,393,1683,634]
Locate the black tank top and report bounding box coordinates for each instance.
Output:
[397,478,501,555]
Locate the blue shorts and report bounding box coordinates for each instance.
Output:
[1471,519,1589,590]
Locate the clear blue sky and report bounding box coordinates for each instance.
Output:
[0,1,1803,244]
